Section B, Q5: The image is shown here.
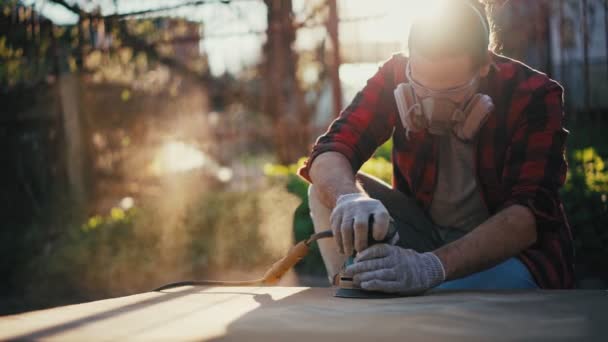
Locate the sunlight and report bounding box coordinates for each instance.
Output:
[151,141,207,175]
[119,197,134,210]
[393,0,445,19]
[337,0,450,96]
[149,141,234,182]
[415,0,448,19]
[217,167,234,183]
[338,0,444,45]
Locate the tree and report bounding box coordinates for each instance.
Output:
[262,0,311,164]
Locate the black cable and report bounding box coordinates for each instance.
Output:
[152,230,334,292]
[151,225,396,292]
[153,279,264,292]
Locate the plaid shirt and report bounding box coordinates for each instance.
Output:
[298,53,575,289]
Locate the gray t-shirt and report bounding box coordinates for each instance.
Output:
[429,133,490,243]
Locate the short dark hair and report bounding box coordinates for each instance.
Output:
[408,0,492,66]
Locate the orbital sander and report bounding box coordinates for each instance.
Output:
[332,220,401,298]
[154,220,401,299]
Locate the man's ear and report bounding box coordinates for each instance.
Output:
[479,50,492,77]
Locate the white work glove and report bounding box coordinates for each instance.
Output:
[330,193,391,256]
[344,244,445,295]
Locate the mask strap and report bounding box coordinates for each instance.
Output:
[394,83,425,140]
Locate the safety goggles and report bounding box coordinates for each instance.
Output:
[405,61,479,102]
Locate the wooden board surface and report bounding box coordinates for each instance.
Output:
[1,286,606,341]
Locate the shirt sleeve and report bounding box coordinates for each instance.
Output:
[297,56,399,183]
[500,78,569,233]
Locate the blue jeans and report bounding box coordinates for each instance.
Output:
[436,257,539,290]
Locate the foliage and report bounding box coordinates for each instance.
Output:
[373,139,393,162]
[560,123,608,279]
[4,181,298,314]
[565,147,608,193]
[360,157,393,184]
[264,158,323,276]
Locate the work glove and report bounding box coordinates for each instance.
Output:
[344,244,445,295]
[330,193,391,256]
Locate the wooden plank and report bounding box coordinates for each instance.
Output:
[0,287,606,341]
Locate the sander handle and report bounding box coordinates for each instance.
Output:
[368,217,398,245]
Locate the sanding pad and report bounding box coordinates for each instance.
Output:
[333,274,402,299]
[334,287,402,299]
[333,254,403,299]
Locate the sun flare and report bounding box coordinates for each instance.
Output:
[151,141,207,175]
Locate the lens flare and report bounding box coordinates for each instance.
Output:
[151,141,207,175]
[150,140,234,182]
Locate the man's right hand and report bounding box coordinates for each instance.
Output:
[330,193,391,256]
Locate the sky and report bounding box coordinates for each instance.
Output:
[25,0,438,84]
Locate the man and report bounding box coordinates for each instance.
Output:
[297,0,574,294]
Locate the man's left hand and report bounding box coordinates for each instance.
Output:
[344,244,446,295]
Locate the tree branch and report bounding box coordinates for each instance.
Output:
[46,0,82,15]
[46,0,209,83]
[115,19,209,83]
[107,0,211,20]
[47,0,259,19]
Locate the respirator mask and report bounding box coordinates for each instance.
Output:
[394,61,494,141]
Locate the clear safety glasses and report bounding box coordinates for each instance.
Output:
[405,61,479,101]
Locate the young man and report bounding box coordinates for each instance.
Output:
[298,0,574,294]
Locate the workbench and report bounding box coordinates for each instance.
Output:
[1,286,606,341]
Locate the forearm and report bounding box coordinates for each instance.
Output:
[433,204,537,281]
[309,152,364,209]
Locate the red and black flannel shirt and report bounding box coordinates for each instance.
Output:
[298,53,575,289]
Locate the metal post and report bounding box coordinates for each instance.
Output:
[581,0,591,113]
[604,0,608,82]
[559,0,566,81]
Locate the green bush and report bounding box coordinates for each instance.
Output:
[264,158,323,276]
[561,123,608,281]
[15,178,299,312]
[21,206,150,307]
